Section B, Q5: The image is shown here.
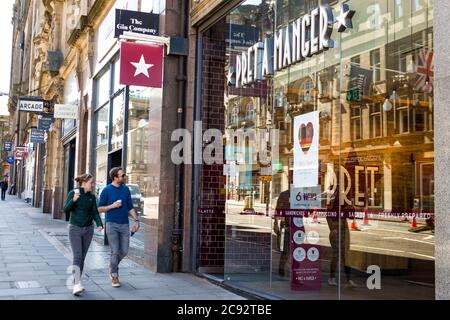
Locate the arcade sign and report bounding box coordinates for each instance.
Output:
[19,97,44,112]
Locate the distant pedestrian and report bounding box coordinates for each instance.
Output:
[8,183,15,195]
[98,167,140,288]
[1,178,8,201]
[64,173,104,296]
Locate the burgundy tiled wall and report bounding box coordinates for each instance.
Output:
[198,22,226,270]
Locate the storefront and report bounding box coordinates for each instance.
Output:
[194,0,434,299]
[61,70,79,220]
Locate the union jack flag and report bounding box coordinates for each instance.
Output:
[415,49,434,93]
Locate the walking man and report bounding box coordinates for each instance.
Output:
[1,178,8,201]
[98,167,140,287]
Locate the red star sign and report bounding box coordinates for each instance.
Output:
[120,42,164,88]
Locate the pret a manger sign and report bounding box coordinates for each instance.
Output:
[234,4,355,88]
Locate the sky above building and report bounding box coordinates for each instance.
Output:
[0,0,14,115]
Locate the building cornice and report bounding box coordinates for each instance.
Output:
[190,0,241,29]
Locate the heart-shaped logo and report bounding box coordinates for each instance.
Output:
[299,122,314,154]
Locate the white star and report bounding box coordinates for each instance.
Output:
[130,55,154,78]
[227,66,236,86]
[336,4,355,33]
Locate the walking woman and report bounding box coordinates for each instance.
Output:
[63,173,104,296]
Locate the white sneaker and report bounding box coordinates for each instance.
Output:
[347,280,357,288]
[72,283,85,296]
[328,278,338,286]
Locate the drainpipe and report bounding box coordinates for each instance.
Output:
[172,0,188,273]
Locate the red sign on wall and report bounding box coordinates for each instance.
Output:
[14,147,28,160]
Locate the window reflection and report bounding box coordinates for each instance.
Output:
[199,0,434,300]
[95,106,109,189]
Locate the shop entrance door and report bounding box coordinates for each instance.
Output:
[103,149,123,246]
[107,150,122,184]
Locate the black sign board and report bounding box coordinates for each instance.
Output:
[226,24,259,49]
[115,9,160,38]
[347,65,373,102]
[38,116,54,131]
[30,129,46,144]
[4,142,12,152]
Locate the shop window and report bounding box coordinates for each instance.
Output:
[113,59,123,93]
[198,0,434,301]
[111,93,124,151]
[414,109,426,132]
[398,107,410,134]
[245,102,255,122]
[370,104,382,138]
[94,106,109,190]
[414,0,423,12]
[96,69,110,107]
[398,44,408,73]
[371,49,381,82]
[231,107,239,127]
[351,106,362,141]
[320,115,331,142]
[351,55,360,66]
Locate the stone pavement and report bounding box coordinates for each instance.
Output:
[0,195,245,300]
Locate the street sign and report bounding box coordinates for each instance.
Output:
[260,175,272,182]
[6,156,14,164]
[14,147,28,160]
[3,142,12,152]
[30,129,46,144]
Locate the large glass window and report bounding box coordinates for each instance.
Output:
[94,105,109,189]
[111,93,125,151]
[198,0,434,300]
[97,69,111,107]
[126,86,151,216]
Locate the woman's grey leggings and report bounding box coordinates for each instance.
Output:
[68,224,94,276]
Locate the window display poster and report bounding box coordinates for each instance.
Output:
[290,186,321,209]
[294,112,320,188]
[290,217,321,291]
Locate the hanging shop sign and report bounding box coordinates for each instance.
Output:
[114,9,160,38]
[14,147,28,160]
[19,97,44,112]
[3,142,12,152]
[54,104,78,119]
[38,115,54,131]
[120,42,164,88]
[30,129,46,144]
[346,65,373,102]
[232,4,355,88]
